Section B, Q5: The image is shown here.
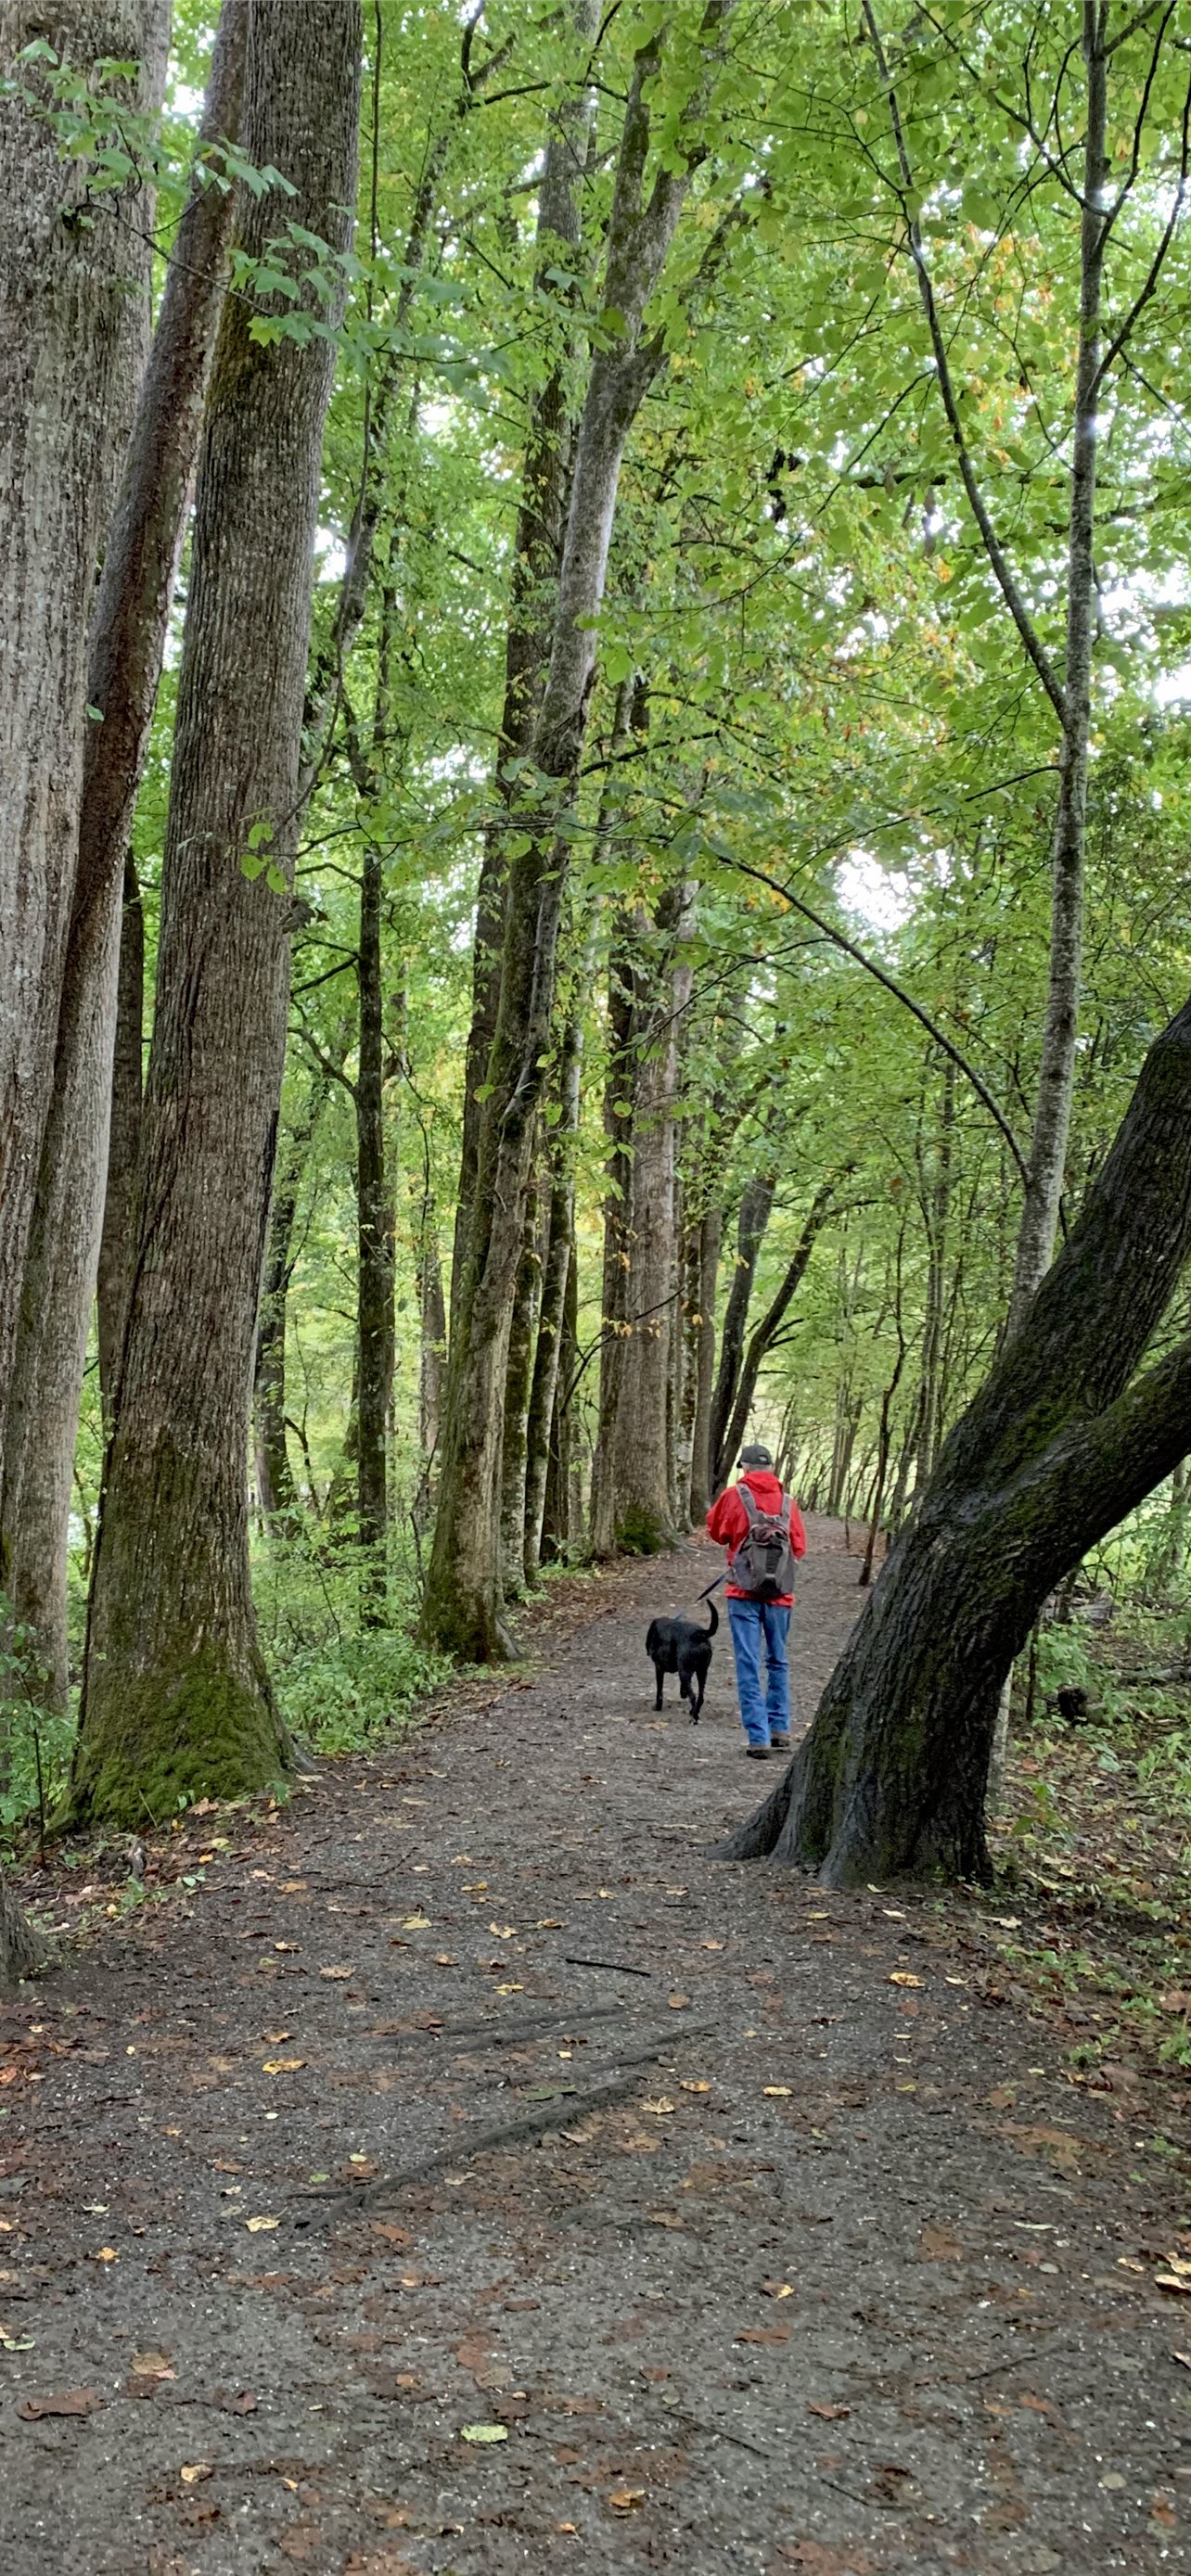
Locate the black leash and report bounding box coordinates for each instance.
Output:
[697,1570,727,1602]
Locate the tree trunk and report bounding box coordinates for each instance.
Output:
[72,0,362,1828]
[718,1181,838,1479]
[723,988,1191,1887]
[356,832,393,1610]
[451,0,601,1344]
[422,13,733,1657]
[0,0,170,1470]
[417,1219,447,1465]
[0,6,247,1699]
[709,1175,776,1493]
[96,856,146,1428]
[525,944,588,1580]
[609,892,689,1552]
[500,1161,543,1600]
[688,1207,723,1524]
[542,1230,581,1564]
[0,1867,45,1986]
[255,1067,332,1518]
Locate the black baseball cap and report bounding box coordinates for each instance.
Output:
[739,1443,773,1469]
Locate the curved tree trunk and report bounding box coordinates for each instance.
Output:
[718,1180,838,1479]
[72,0,362,1828]
[0,0,170,1472]
[0,1,245,1703]
[723,990,1191,1886]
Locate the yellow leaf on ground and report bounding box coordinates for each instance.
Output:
[890,1972,924,1988]
[461,2423,508,2444]
[763,2085,792,2098]
[262,2058,305,2074]
[180,2464,212,2485]
[319,1965,353,1980]
[245,2215,280,2233]
[608,2488,646,2511]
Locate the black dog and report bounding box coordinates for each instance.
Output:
[645,1602,718,1723]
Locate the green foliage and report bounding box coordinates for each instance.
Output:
[253,1536,448,1754]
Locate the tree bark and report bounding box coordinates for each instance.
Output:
[543,1226,581,1564]
[718,1182,838,1479]
[451,0,601,1344]
[422,9,736,1658]
[688,1206,723,1524]
[709,1174,776,1493]
[608,889,690,1552]
[72,0,362,1828]
[0,1866,45,1986]
[0,0,170,1473]
[525,938,589,1580]
[500,1160,543,1600]
[356,831,394,1607]
[0,2,245,1701]
[723,988,1191,1886]
[255,1066,333,1517]
[96,855,146,1429]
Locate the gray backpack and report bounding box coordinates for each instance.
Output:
[733,1486,796,1603]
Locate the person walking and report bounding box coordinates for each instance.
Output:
[706,1445,806,1759]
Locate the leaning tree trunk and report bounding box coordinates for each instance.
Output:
[0,0,245,1701]
[422,9,735,1658]
[72,0,362,1828]
[717,1180,838,1477]
[0,0,170,1472]
[723,989,1191,1887]
[688,1206,723,1523]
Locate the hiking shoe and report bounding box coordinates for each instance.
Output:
[770,1732,790,1752]
[746,1743,772,1761]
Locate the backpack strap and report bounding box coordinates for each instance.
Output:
[738,1484,760,1523]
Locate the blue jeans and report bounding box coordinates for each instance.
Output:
[727,1600,792,1747]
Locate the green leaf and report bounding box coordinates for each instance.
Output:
[461,2424,508,2444]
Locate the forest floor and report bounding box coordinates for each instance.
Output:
[3,1518,1191,2576]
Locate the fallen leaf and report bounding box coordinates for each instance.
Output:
[246,2215,281,2233]
[700,1939,724,1951]
[180,2463,213,2485]
[608,2487,647,2512]
[319,1965,353,1980]
[131,2350,173,2378]
[94,2247,119,2263]
[668,1994,691,2009]
[403,1916,431,1932]
[1156,2274,1191,2295]
[642,2098,675,2115]
[1174,2351,1191,2368]
[762,2280,795,2300]
[460,2422,508,2444]
[763,2085,792,2098]
[263,2030,293,2044]
[0,2333,35,2352]
[273,1943,299,1954]
[263,2058,306,2074]
[889,1972,923,1989]
[537,1918,563,1929]
[487,1924,517,1939]
[681,2079,711,2094]
[735,2325,789,2346]
[18,2390,99,2420]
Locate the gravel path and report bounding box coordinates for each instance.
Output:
[2,1518,1189,2574]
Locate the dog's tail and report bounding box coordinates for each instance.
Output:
[704,1602,719,1639]
[645,1620,660,1657]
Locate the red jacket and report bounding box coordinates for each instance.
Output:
[706,1470,806,1605]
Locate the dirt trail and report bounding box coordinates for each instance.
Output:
[2,1520,1189,2575]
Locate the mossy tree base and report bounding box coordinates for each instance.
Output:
[70,1646,292,1831]
[0,1868,48,1985]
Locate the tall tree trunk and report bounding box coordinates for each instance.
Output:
[255,1065,332,1517]
[415,1214,447,1529]
[500,1161,543,1600]
[0,0,170,1476]
[422,10,735,1657]
[525,947,588,1581]
[916,1055,954,1486]
[72,0,362,1828]
[543,1230,581,1564]
[451,0,601,1344]
[356,833,393,1611]
[718,1182,839,1480]
[96,856,146,1429]
[688,1206,723,1524]
[709,1174,776,1494]
[0,1868,45,1987]
[724,988,1191,1887]
[609,890,690,1552]
[0,4,247,1702]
